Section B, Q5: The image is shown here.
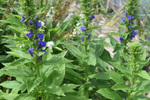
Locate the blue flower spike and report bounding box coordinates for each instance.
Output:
[28,48,34,57]
[41,49,47,54]
[35,33,44,41]
[119,36,124,42]
[130,31,137,39]
[37,41,46,49]
[128,15,134,20]
[25,30,33,38]
[19,13,24,16]
[80,36,85,41]
[87,33,91,39]
[90,15,95,20]
[20,16,26,22]
[39,49,47,60]
[122,17,126,22]
[128,25,133,29]
[29,19,33,25]
[36,21,42,29]
[80,26,86,31]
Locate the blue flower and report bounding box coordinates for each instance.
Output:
[37,41,46,49]
[39,56,42,60]
[19,13,24,16]
[82,21,86,23]
[39,49,47,60]
[35,33,44,41]
[36,21,42,29]
[41,49,47,54]
[119,36,123,42]
[128,25,133,29]
[90,15,95,20]
[128,15,134,20]
[20,16,25,22]
[28,48,34,57]
[125,12,128,16]
[128,15,132,20]
[25,30,33,38]
[87,33,91,39]
[122,17,126,22]
[80,36,85,41]
[29,19,33,25]
[130,31,137,39]
[80,26,86,31]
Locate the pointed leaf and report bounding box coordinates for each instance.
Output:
[138,70,150,80]
[111,82,130,90]
[44,85,65,96]
[97,88,122,100]
[59,95,88,100]
[26,77,43,93]
[0,81,21,89]
[107,70,124,82]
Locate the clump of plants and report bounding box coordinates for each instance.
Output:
[0,0,150,100]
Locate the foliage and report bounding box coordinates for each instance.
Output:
[0,0,150,100]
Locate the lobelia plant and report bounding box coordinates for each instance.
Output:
[118,0,141,53]
[98,0,150,100]
[0,0,150,100]
[105,41,150,100]
[0,0,72,100]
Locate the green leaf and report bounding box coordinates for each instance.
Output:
[138,70,150,80]
[59,19,72,35]
[61,40,78,45]
[113,43,125,53]
[0,68,34,78]
[91,40,112,47]
[95,45,104,58]
[8,26,27,34]
[26,77,43,93]
[108,35,118,47]
[87,55,96,66]
[109,62,130,76]
[66,68,84,80]
[66,63,83,71]
[15,93,37,100]
[61,84,79,93]
[97,88,122,100]
[7,50,32,59]
[45,64,65,86]
[44,85,65,96]
[107,70,124,82]
[2,93,19,100]
[134,80,150,96]
[45,56,72,65]
[65,71,83,84]
[0,55,7,62]
[100,49,112,62]
[88,72,110,80]
[59,95,88,100]
[0,29,4,31]
[0,81,21,89]
[96,58,108,70]
[111,82,130,90]
[65,45,83,61]
[3,14,22,26]
[10,58,31,66]
[55,34,69,45]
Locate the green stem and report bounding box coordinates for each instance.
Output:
[41,0,43,7]
[127,60,136,100]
